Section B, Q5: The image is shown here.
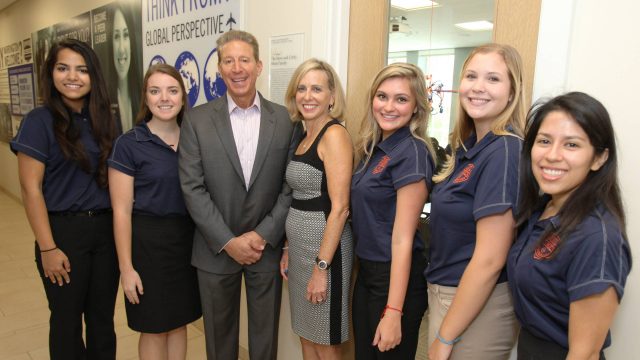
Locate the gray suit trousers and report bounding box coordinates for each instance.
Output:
[197,269,282,360]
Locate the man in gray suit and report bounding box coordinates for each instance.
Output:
[179,30,295,359]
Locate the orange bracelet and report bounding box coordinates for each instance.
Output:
[380,305,403,319]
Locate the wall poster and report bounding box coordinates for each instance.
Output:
[30,0,143,131]
[92,0,143,131]
[142,0,243,107]
[8,64,35,116]
[0,39,31,141]
[25,0,246,131]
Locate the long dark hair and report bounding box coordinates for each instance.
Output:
[518,92,627,249]
[41,38,117,187]
[136,64,188,126]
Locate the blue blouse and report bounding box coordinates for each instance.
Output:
[507,205,631,349]
[351,126,434,262]
[425,131,522,286]
[108,122,188,216]
[11,106,111,211]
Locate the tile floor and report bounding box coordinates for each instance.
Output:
[0,189,429,359]
[0,190,207,360]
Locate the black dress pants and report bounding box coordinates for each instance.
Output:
[36,212,119,360]
[353,252,428,359]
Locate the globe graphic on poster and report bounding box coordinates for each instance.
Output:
[149,55,166,68]
[175,51,200,107]
[203,48,227,101]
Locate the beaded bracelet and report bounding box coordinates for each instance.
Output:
[436,330,461,346]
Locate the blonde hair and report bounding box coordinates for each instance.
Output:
[284,58,346,122]
[354,62,436,167]
[433,43,526,183]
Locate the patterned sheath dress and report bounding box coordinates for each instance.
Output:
[285,119,353,345]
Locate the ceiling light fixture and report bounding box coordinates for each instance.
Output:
[389,16,412,35]
[390,0,440,11]
[454,20,494,31]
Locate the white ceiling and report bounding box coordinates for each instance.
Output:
[0,0,17,12]
[389,0,495,53]
[0,0,492,53]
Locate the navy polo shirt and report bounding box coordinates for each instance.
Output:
[10,106,110,211]
[425,131,522,286]
[351,126,434,262]
[507,205,631,349]
[108,122,188,216]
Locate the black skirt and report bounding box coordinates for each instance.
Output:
[125,214,201,333]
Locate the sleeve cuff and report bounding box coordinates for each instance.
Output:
[569,280,624,303]
[393,173,426,190]
[10,141,48,163]
[107,159,135,176]
[218,237,234,254]
[473,203,513,221]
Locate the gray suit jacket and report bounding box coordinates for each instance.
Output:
[179,93,297,274]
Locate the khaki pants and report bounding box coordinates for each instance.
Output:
[427,282,519,360]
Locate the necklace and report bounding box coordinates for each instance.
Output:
[300,118,330,151]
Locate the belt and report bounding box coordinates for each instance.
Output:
[48,208,112,217]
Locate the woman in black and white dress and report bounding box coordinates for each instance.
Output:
[280,58,353,359]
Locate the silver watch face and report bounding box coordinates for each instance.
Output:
[317,260,328,270]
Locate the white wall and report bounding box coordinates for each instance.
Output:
[0,0,350,358]
[535,0,640,358]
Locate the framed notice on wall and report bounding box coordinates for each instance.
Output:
[8,64,35,116]
[269,33,304,106]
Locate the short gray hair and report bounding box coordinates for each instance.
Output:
[216,30,260,63]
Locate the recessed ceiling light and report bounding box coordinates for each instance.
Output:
[454,20,494,31]
[391,0,440,11]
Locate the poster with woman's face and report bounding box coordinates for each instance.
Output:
[93,0,143,132]
[28,0,142,132]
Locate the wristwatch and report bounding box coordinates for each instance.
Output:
[315,257,330,270]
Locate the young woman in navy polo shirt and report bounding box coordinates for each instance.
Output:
[426,44,526,360]
[351,63,437,359]
[108,64,201,360]
[508,92,631,359]
[11,39,120,359]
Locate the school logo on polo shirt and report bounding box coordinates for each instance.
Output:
[533,232,560,260]
[453,163,475,183]
[372,155,391,174]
